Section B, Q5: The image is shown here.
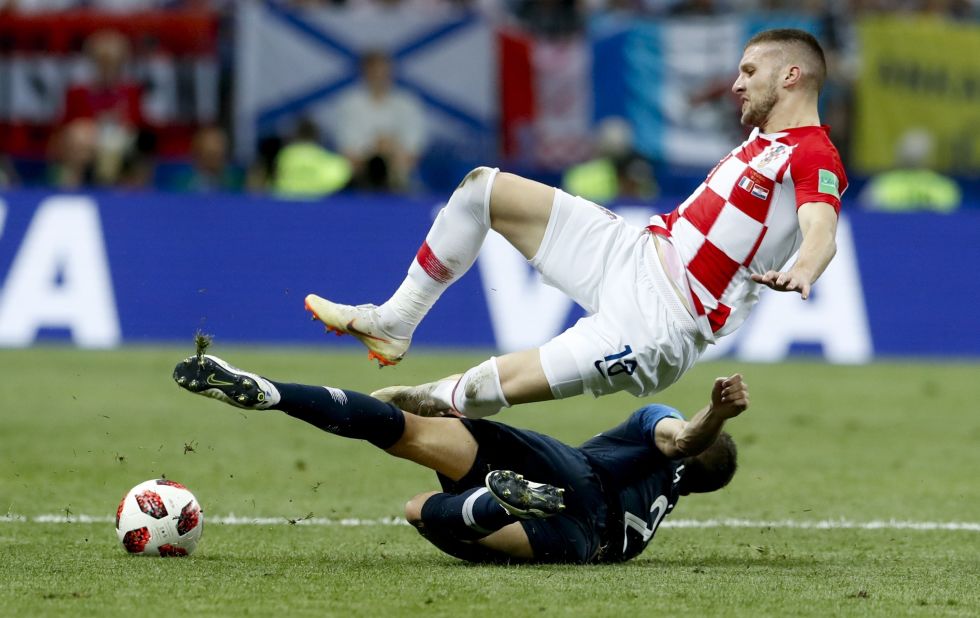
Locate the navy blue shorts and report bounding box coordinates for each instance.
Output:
[436,418,608,564]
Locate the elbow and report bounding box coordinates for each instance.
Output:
[810,223,837,254]
[672,436,699,458]
[824,232,837,258]
[822,238,838,274]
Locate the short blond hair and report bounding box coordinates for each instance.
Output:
[746,28,827,93]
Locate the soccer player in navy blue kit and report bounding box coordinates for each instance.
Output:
[174,354,746,564]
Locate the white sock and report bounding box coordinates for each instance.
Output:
[438,357,509,419]
[376,167,498,339]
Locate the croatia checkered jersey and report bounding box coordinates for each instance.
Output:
[648,125,847,340]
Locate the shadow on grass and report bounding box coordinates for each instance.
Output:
[186,550,823,573]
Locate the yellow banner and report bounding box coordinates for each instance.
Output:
[854,16,980,173]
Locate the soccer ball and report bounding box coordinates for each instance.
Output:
[115,479,203,557]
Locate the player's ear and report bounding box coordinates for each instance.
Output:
[783,64,802,88]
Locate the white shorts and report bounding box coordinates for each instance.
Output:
[531,190,706,399]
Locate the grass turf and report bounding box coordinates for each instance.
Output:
[1,346,978,617]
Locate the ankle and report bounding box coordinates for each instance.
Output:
[377,276,437,338]
[373,304,415,340]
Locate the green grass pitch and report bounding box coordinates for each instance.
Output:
[1,346,978,617]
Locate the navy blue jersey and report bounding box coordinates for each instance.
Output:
[578,404,684,563]
[438,406,686,564]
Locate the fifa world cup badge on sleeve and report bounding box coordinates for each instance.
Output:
[818,169,840,198]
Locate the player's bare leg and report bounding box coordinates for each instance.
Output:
[403,467,564,562]
[384,413,478,480]
[406,492,536,561]
[305,169,555,366]
[495,348,555,404]
[477,523,534,559]
[485,171,554,260]
[404,492,536,561]
[394,415,546,561]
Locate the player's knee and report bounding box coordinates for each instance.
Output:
[404,492,432,527]
[450,166,497,222]
[456,165,495,191]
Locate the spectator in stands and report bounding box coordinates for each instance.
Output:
[170,126,243,193]
[858,128,962,213]
[4,0,225,10]
[0,156,18,188]
[245,135,283,193]
[62,29,143,187]
[273,117,352,198]
[333,50,427,192]
[668,0,719,15]
[118,129,158,190]
[47,118,98,190]
[339,0,487,9]
[1,0,77,11]
[562,116,657,204]
[511,0,584,36]
[286,0,347,7]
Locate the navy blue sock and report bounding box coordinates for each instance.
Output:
[419,488,517,540]
[269,382,405,449]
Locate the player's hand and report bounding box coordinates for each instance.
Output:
[751,268,812,300]
[710,374,749,418]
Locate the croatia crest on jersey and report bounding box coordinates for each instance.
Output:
[751,142,795,178]
[757,143,788,167]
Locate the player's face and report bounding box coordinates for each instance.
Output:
[732,44,781,129]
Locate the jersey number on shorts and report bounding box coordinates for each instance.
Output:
[594,345,638,378]
[622,495,669,553]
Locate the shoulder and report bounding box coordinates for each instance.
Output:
[633,404,684,438]
[580,404,683,458]
[785,127,846,177]
[780,127,848,207]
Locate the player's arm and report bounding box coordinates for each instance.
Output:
[751,200,838,300]
[654,374,749,459]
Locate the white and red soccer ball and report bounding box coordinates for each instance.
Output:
[115,479,203,557]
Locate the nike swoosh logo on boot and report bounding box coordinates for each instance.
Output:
[345,321,390,343]
[206,373,234,386]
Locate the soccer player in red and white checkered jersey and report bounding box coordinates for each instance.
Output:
[305,28,845,419]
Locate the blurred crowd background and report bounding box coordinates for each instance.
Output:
[0,0,977,212]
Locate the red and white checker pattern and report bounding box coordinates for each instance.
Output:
[650,126,847,339]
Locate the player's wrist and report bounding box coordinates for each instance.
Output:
[789,264,815,284]
[705,403,728,420]
[709,399,741,419]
